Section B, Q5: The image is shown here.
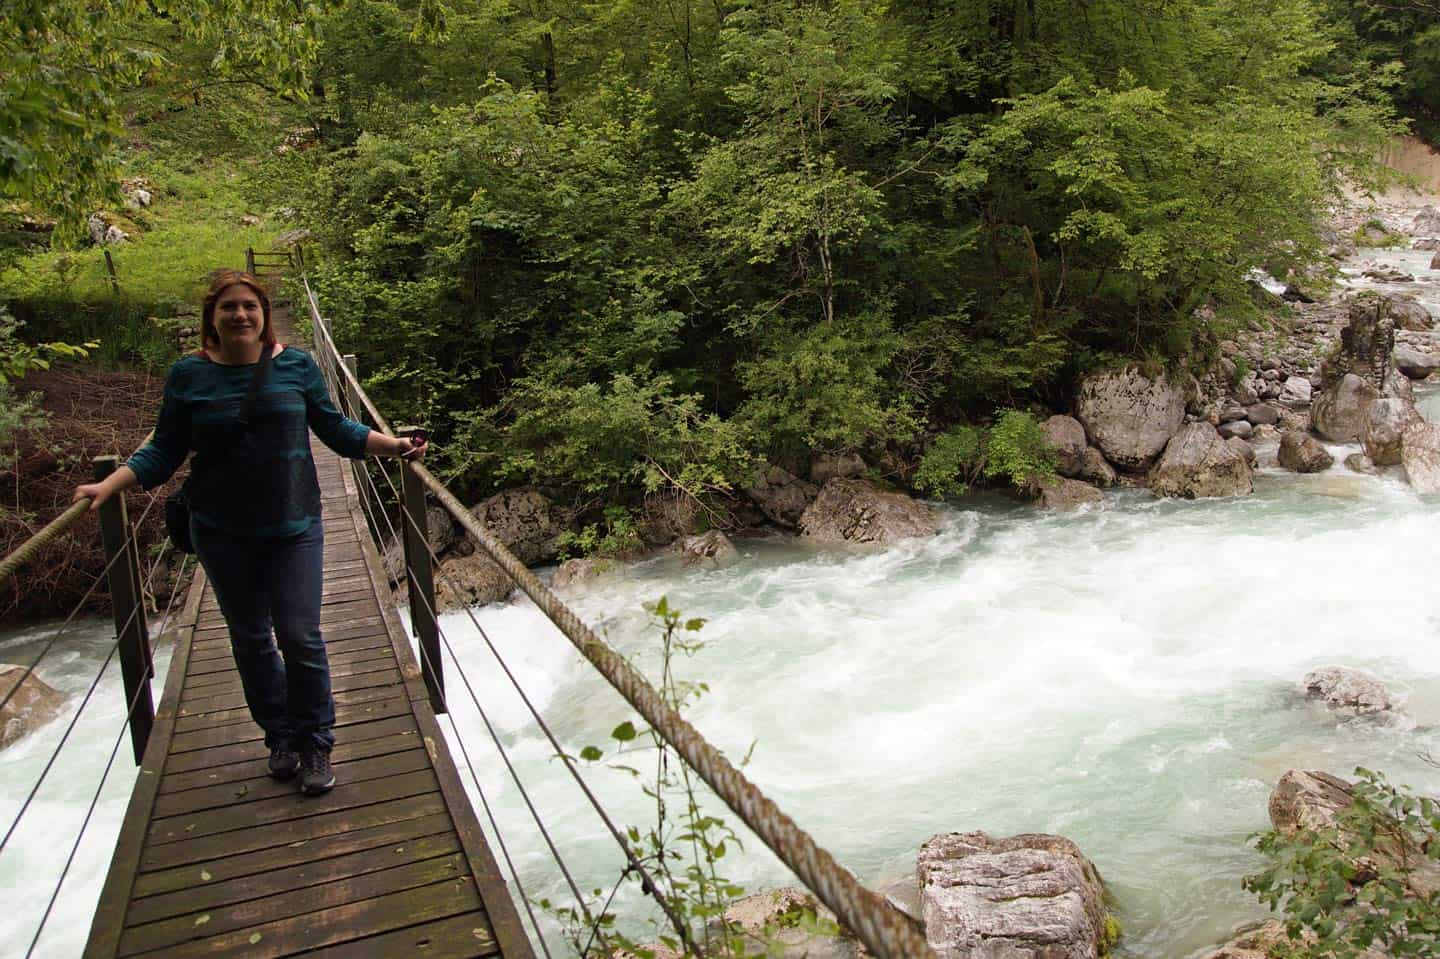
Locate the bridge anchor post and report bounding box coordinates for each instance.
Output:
[397,427,445,713]
[93,456,156,763]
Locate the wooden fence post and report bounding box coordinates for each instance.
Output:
[245,247,256,275]
[93,456,155,763]
[397,427,444,713]
[103,250,120,295]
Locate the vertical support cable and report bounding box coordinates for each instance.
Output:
[398,427,444,714]
[91,457,154,764]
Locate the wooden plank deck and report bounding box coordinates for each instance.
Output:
[84,308,534,959]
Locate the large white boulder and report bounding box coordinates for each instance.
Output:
[747,465,819,529]
[1313,373,1378,442]
[1362,397,1420,466]
[1303,666,1396,716]
[1394,330,1440,379]
[1075,369,1186,470]
[1402,421,1440,493]
[1148,423,1253,498]
[918,831,1111,959]
[1042,415,1089,477]
[469,487,568,564]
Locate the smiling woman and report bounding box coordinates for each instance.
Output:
[69,269,427,796]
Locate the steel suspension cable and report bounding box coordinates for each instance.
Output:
[343,458,560,958]
[0,495,168,858]
[374,461,695,950]
[23,553,190,958]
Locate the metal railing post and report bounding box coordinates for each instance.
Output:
[397,427,444,713]
[93,456,155,763]
[342,354,360,422]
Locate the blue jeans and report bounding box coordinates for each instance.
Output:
[191,518,335,752]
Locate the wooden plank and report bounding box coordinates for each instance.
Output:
[119,877,481,959]
[118,853,469,955]
[139,794,449,873]
[125,831,463,926]
[177,669,402,720]
[169,696,411,753]
[146,769,440,845]
[293,911,500,959]
[159,727,421,794]
[152,747,431,819]
[181,653,396,700]
[82,566,208,959]
[132,810,453,899]
[160,715,417,777]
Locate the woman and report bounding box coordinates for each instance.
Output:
[74,270,425,796]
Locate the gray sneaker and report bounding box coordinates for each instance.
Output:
[299,748,335,796]
[267,746,299,781]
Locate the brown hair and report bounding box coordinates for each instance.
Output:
[201,270,275,349]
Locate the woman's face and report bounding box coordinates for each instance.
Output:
[214,284,265,350]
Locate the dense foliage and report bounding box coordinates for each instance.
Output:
[269,0,1401,514]
[2,0,1419,518]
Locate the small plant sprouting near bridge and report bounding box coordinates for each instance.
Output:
[1243,768,1440,958]
[542,597,814,958]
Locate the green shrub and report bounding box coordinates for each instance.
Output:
[984,411,1057,493]
[914,425,987,498]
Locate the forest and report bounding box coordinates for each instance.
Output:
[4,0,1439,521]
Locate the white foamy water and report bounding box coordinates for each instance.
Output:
[0,620,174,958]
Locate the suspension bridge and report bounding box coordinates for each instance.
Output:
[0,252,933,959]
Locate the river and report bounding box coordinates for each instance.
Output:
[2,246,1439,957]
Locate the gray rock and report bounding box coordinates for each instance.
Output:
[1075,368,1186,469]
[469,487,568,564]
[0,666,66,750]
[1037,477,1104,511]
[1225,436,1257,466]
[1042,415,1090,477]
[1313,373,1378,442]
[1362,397,1420,466]
[382,504,460,582]
[1433,249,1440,271]
[1270,769,1355,837]
[275,227,312,248]
[1344,452,1379,475]
[1402,421,1440,493]
[552,557,613,591]
[1277,431,1335,473]
[1278,375,1313,407]
[677,530,738,568]
[433,553,514,611]
[716,888,865,959]
[1415,236,1440,251]
[637,491,703,547]
[1197,921,1298,959]
[1149,423,1254,499]
[1388,295,1434,331]
[1245,403,1280,426]
[1251,423,1281,443]
[1232,379,1261,406]
[1075,447,1117,488]
[810,452,867,485]
[798,479,938,545]
[918,831,1110,959]
[1413,205,1440,235]
[1394,330,1440,379]
[1216,420,1253,440]
[748,465,819,529]
[1218,406,1249,423]
[1303,666,1396,716]
[1363,266,1414,283]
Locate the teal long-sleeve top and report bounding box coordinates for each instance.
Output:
[127,346,371,538]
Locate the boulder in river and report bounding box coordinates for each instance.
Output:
[1394,330,1440,379]
[433,552,514,611]
[1244,403,1280,426]
[1432,249,1440,270]
[1277,431,1334,473]
[1278,375,1312,408]
[1076,368,1186,470]
[1075,447,1117,487]
[1362,397,1420,466]
[1216,420,1252,440]
[748,465,819,529]
[1042,415,1090,477]
[676,530,738,568]
[1401,421,1440,493]
[1344,452,1379,475]
[1149,423,1254,498]
[1270,769,1355,837]
[1303,666,1396,716]
[1413,205,1440,235]
[1199,921,1308,959]
[1037,477,1104,511]
[551,557,615,591]
[713,888,863,959]
[382,503,460,583]
[1388,294,1434,331]
[1362,265,1414,283]
[637,490,704,547]
[1313,373,1378,442]
[798,478,938,545]
[1225,436,1257,467]
[918,831,1113,959]
[0,666,66,750]
[469,487,568,564]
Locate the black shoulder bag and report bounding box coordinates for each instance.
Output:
[165,347,275,553]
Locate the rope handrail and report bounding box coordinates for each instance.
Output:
[0,429,155,594]
[299,274,935,959]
